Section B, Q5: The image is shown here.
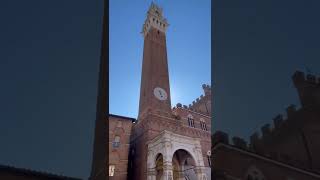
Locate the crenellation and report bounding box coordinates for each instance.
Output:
[286,104,296,119]
[261,124,272,138]
[212,131,229,145]
[250,104,304,145]
[202,84,207,89]
[232,136,247,149]
[293,70,320,87]
[183,105,188,109]
[176,103,182,108]
[306,74,316,84]
[273,114,284,129]
[213,70,320,178]
[203,84,211,95]
[250,132,260,146]
[292,71,305,84]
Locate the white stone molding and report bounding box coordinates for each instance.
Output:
[147,130,209,180]
[142,2,169,37]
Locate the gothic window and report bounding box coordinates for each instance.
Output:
[200,118,207,131]
[187,114,195,128]
[109,165,115,176]
[112,135,120,148]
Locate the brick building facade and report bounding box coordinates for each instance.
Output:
[108,114,134,180]
[0,165,81,180]
[212,71,320,180]
[106,3,212,180]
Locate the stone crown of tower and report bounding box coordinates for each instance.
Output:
[141,2,169,37]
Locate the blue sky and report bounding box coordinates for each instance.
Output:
[109,0,211,118]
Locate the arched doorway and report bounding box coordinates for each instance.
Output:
[172,149,197,180]
[155,154,164,180]
[147,130,209,180]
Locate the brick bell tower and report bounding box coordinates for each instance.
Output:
[130,4,211,180]
[138,2,172,120]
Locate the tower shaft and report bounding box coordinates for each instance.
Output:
[138,3,172,119]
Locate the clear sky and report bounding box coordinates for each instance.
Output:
[109,0,211,119]
[0,0,103,179]
[2,0,320,179]
[214,0,320,141]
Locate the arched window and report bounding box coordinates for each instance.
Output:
[200,118,207,131]
[113,135,120,148]
[109,165,115,176]
[187,114,195,128]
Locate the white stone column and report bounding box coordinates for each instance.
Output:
[163,163,173,180]
[147,169,156,180]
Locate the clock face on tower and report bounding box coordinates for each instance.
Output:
[153,87,167,101]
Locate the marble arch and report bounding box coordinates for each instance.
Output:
[147,130,208,180]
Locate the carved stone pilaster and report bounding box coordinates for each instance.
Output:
[163,164,173,180]
[147,169,156,180]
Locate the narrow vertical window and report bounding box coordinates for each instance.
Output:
[200,118,207,131]
[187,114,194,128]
[109,165,115,176]
[113,136,120,148]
